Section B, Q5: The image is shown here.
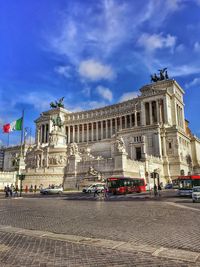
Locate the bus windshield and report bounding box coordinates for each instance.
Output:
[177,175,200,196]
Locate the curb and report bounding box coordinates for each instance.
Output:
[0,224,199,263]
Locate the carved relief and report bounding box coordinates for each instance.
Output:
[67,143,79,156]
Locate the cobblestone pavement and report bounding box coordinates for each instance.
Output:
[0,192,200,266]
[0,230,199,267]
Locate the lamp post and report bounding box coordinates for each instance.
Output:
[17,174,25,197]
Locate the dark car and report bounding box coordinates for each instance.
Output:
[164,183,173,189]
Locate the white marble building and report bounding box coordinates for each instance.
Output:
[23,79,200,189]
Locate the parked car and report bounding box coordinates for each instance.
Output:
[40,186,63,195]
[192,186,200,203]
[82,183,105,193]
[164,183,173,189]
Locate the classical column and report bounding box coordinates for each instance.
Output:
[130,114,132,128]
[135,112,137,127]
[87,123,89,142]
[72,125,75,143]
[115,118,117,133]
[77,125,80,143]
[164,98,168,125]
[68,126,70,144]
[82,124,84,142]
[106,120,108,139]
[96,122,98,140]
[40,125,43,144]
[125,115,127,128]
[141,102,146,126]
[43,125,46,143]
[110,119,113,137]
[91,122,94,141]
[101,121,103,139]
[120,116,122,130]
[156,101,160,124]
[149,102,153,125]
[159,99,163,124]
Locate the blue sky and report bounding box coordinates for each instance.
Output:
[0,0,200,145]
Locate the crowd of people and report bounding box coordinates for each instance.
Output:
[4,184,39,197]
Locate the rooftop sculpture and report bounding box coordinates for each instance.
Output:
[50,97,65,109]
[151,68,169,83]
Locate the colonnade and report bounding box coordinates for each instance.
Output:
[37,124,49,144]
[144,99,164,125]
[66,112,140,144]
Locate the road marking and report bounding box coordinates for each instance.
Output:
[165,201,200,212]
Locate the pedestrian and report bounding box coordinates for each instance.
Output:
[34,185,37,193]
[158,183,162,196]
[25,185,28,193]
[30,184,33,192]
[93,185,99,198]
[14,185,19,197]
[4,186,9,198]
[154,184,158,197]
[9,185,13,197]
[103,185,109,200]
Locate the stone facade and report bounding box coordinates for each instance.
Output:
[2,79,200,189]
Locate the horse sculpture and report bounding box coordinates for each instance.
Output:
[50,97,65,109]
[151,68,169,83]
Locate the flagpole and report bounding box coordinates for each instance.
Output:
[7,132,10,147]
[20,110,24,158]
[19,109,24,197]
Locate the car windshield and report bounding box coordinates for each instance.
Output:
[193,188,200,192]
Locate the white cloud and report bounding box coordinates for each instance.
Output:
[81,86,91,97]
[175,44,185,53]
[194,42,200,52]
[138,33,176,52]
[20,92,54,111]
[119,91,139,102]
[196,0,200,6]
[55,66,71,78]
[96,85,113,102]
[78,59,115,81]
[68,100,107,112]
[170,65,200,77]
[185,77,200,89]
[138,0,184,27]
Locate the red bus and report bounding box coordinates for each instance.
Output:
[177,175,200,196]
[107,177,146,195]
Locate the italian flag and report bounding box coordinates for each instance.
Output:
[3,117,23,133]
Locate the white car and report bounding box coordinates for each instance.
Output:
[192,186,200,203]
[40,186,63,195]
[82,183,105,193]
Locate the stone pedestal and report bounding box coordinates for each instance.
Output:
[49,130,67,148]
[64,154,81,189]
[114,152,128,173]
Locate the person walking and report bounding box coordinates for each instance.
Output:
[93,185,99,199]
[4,186,9,198]
[9,185,13,197]
[154,184,158,197]
[14,185,19,197]
[34,185,37,193]
[25,185,28,193]
[103,185,109,200]
[158,183,162,197]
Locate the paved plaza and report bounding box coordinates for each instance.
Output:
[0,191,200,266]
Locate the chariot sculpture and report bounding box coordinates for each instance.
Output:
[151,68,169,83]
[50,97,65,108]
